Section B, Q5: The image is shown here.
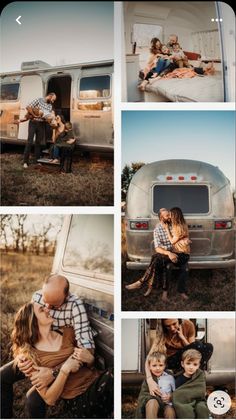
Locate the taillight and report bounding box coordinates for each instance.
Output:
[215,221,232,229]
[178,176,184,180]
[191,176,197,180]
[166,176,173,180]
[130,221,149,230]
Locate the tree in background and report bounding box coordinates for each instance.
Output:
[121,162,145,201]
[0,215,62,255]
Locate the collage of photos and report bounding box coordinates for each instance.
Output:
[0,1,235,420]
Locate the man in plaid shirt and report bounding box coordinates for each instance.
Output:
[0,274,95,419]
[23,93,56,167]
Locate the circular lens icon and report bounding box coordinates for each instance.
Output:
[207,390,231,415]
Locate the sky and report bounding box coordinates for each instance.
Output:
[0,1,113,72]
[122,111,235,189]
[3,214,63,243]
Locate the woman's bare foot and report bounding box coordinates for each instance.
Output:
[138,80,148,91]
[143,287,152,297]
[125,280,142,290]
[151,73,158,78]
[51,159,60,164]
[180,293,189,300]
[162,291,169,302]
[149,75,162,84]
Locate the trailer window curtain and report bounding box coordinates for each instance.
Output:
[192,30,221,60]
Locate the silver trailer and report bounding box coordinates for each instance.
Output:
[125,159,235,269]
[52,214,114,368]
[0,60,114,152]
[122,318,235,386]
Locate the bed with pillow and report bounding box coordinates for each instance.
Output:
[143,51,224,102]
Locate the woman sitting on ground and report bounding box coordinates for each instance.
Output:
[145,319,213,398]
[12,302,113,418]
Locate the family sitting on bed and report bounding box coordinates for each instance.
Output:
[136,349,209,419]
[138,34,215,91]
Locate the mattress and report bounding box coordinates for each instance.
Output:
[145,73,224,102]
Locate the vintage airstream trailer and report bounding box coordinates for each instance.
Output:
[125,159,235,269]
[122,1,235,102]
[0,59,114,152]
[52,214,114,368]
[122,318,235,387]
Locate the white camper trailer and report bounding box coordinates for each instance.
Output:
[52,214,114,368]
[122,1,235,102]
[0,60,114,152]
[122,318,235,386]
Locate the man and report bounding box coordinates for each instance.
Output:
[166,34,188,68]
[126,208,189,302]
[23,93,56,168]
[0,274,95,418]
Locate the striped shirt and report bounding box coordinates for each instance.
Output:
[32,290,95,349]
[27,97,53,121]
[153,223,172,251]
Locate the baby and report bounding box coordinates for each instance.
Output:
[136,352,176,419]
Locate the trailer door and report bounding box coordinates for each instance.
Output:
[74,69,113,150]
[18,75,43,140]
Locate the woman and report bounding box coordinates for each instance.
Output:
[126,207,190,299]
[145,319,213,397]
[12,302,113,419]
[139,39,173,91]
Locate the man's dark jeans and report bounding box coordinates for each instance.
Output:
[152,253,189,293]
[23,120,45,164]
[0,360,46,418]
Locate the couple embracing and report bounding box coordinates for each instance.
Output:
[126,207,190,301]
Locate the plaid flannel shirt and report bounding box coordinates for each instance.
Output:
[33,290,95,349]
[27,97,52,121]
[153,223,172,251]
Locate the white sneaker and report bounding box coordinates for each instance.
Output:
[23,163,28,168]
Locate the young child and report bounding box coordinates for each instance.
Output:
[170,43,189,67]
[173,349,209,419]
[136,352,176,419]
[16,107,57,126]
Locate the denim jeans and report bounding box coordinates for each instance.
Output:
[153,58,171,75]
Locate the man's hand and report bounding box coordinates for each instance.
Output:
[73,347,94,365]
[30,367,54,390]
[147,377,162,397]
[17,358,34,377]
[168,252,178,263]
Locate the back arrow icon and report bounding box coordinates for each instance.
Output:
[16,16,22,25]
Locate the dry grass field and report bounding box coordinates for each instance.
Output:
[1,151,113,206]
[0,252,67,418]
[122,220,235,311]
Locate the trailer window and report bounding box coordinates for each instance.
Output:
[0,83,19,101]
[153,185,209,214]
[79,75,110,99]
[63,215,113,278]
